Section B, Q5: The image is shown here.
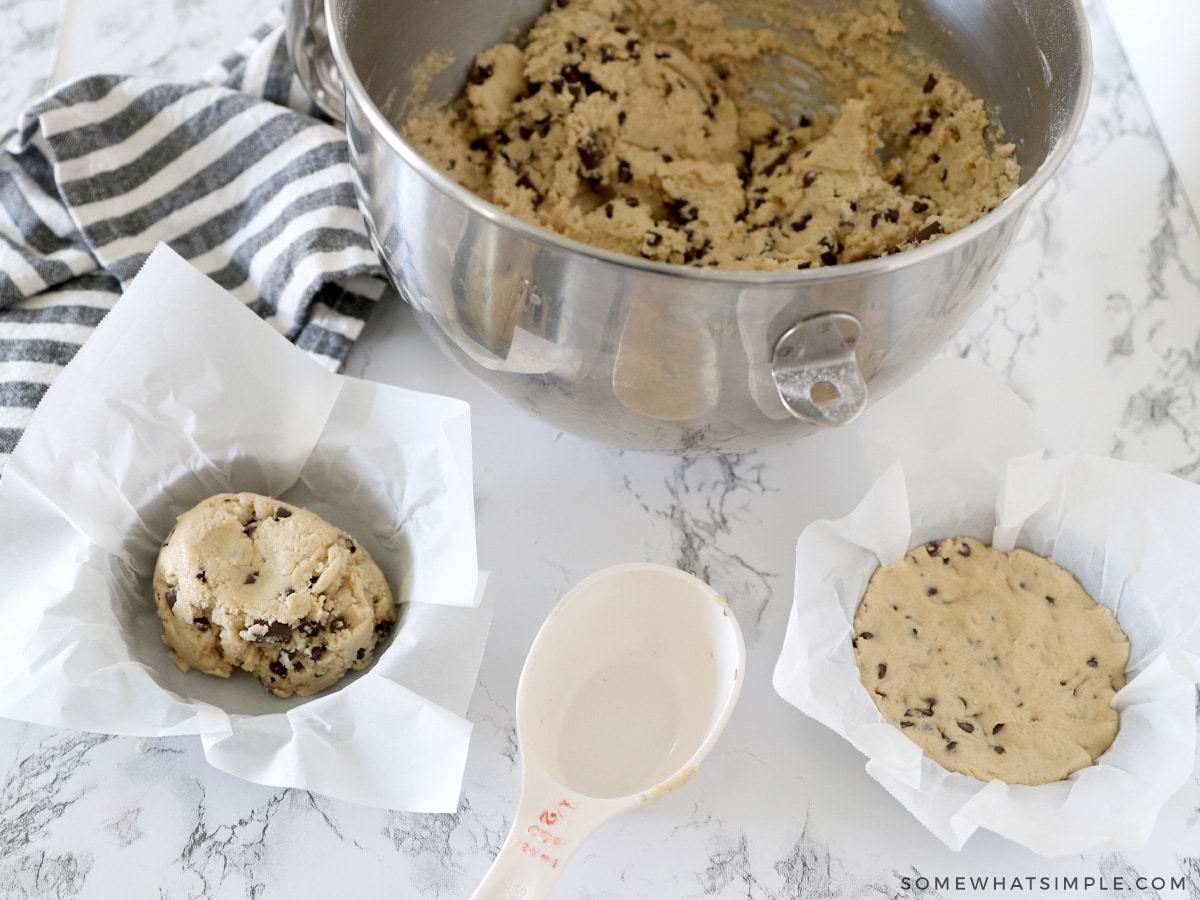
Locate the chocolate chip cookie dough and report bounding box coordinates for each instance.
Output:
[404,0,1018,270]
[852,537,1129,786]
[153,493,396,698]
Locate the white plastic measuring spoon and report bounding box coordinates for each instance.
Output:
[471,562,746,899]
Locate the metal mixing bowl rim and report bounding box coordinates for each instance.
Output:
[328,0,1092,288]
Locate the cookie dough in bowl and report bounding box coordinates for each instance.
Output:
[852,537,1129,786]
[404,0,1019,271]
[153,492,397,698]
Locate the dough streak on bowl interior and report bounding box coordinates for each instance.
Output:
[323,0,1090,454]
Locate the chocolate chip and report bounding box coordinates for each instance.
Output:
[663,198,697,225]
[957,721,974,733]
[993,746,1006,755]
[515,172,541,203]
[244,571,257,585]
[193,617,210,631]
[923,73,938,94]
[196,569,207,583]
[1087,656,1099,668]
[330,617,347,632]
[375,620,396,638]
[645,232,663,247]
[1045,595,1056,605]
[625,197,639,207]
[683,239,712,264]
[298,619,320,637]
[762,153,790,177]
[308,573,320,587]
[266,622,292,642]
[876,663,887,679]
[356,648,366,661]
[802,170,818,187]
[273,506,292,520]
[577,132,606,170]
[992,723,1005,735]
[820,252,838,266]
[910,120,933,136]
[926,586,938,596]
[269,661,287,677]
[468,62,493,85]
[885,208,900,224]
[604,203,614,219]
[858,631,874,640]
[904,707,933,718]
[310,645,326,661]
[910,220,945,243]
[791,213,812,232]
[958,543,971,557]
[945,741,957,752]
[913,200,930,214]
[165,586,178,609]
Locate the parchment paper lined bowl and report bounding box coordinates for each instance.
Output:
[773,444,1200,856]
[0,246,488,813]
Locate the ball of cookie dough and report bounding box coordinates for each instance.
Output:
[153,492,396,698]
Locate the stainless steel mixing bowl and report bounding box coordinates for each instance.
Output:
[294,0,1090,454]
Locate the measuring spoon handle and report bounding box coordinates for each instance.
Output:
[470,766,633,899]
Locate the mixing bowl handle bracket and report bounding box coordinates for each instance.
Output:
[770,311,868,427]
[285,0,347,122]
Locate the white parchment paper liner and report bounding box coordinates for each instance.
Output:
[0,244,493,813]
[773,357,1200,856]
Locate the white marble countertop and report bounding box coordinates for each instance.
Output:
[3,1,1200,898]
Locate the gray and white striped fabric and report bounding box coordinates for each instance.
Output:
[0,6,387,476]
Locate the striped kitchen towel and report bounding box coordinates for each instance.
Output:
[0,5,387,476]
